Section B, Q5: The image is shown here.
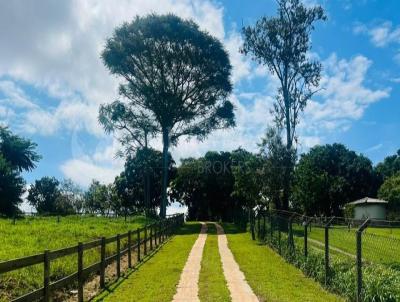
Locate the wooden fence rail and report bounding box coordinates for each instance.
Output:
[0,214,184,302]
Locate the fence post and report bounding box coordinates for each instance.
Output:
[44,250,50,302]
[137,228,141,262]
[324,217,335,286]
[288,214,296,252]
[304,218,311,258]
[116,234,120,279]
[100,237,106,288]
[278,217,281,254]
[144,226,147,256]
[250,209,255,240]
[78,242,84,302]
[257,213,260,239]
[150,225,153,251]
[262,213,266,241]
[357,218,370,302]
[128,231,132,268]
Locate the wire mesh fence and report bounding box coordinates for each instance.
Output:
[251,209,400,302]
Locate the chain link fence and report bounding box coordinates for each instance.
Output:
[250,209,400,302]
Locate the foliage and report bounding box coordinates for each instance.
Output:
[292,143,379,216]
[28,176,64,214]
[0,155,25,216]
[378,173,400,219]
[231,148,265,210]
[259,127,296,209]
[0,127,41,172]
[114,147,175,216]
[241,0,326,210]
[0,127,40,216]
[102,14,235,217]
[84,180,112,215]
[170,151,236,221]
[375,149,400,180]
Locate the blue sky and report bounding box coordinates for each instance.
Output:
[0,0,399,197]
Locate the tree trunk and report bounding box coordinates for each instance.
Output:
[283,87,291,211]
[161,128,169,218]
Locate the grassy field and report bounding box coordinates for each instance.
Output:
[291,224,400,265]
[223,223,343,302]
[198,223,231,302]
[94,222,201,302]
[0,215,151,301]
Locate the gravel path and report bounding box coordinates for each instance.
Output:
[172,222,207,302]
[215,223,259,302]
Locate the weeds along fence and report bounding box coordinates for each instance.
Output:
[251,210,400,302]
[0,214,184,302]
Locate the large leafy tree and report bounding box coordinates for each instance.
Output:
[84,180,110,215]
[293,143,379,216]
[378,173,400,219]
[231,148,265,210]
[170,151,237,221]
[102,14,235,217]
[28,177,62,214]
[0,127,41,216]
[241,0,326,210]
[114,147,175,217]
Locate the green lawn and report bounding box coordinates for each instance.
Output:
[199,223,231,302]
[0,215,150,301]
[295,225,400,265]
[94,222,201,302]
[223,223,343,302]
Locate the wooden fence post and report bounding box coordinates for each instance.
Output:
[44,250,50,302]
[144,226,147,256]
[116,234,121,279]
[137,228,141,262]
[78,242,84,302]
[150,225,153,251]
[100,237,106,288]
[128,231,132,268]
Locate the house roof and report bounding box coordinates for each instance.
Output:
[346,197,388,206]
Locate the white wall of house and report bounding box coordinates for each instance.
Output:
[354,204,386,220]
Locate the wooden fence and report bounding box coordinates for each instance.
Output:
[0,214,184,302]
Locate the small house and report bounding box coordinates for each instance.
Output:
[345,197,388,220]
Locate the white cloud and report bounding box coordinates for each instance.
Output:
[300,54,390,138]
[353,21,400,64]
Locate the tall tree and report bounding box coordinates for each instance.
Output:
[241,0,326,210]
[28,177,61,214]
[102,14,235,217]
[292,143,379,216]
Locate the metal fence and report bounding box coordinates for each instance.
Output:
[0,214,184,302]
[251,209,400,302]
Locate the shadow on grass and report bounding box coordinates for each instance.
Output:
[92,223,201,301]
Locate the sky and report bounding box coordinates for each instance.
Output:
[0,0,399,212]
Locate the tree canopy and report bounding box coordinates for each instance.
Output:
[0,127,41,216]
[378,173,400,219]
[292,143,380,216]
[101,14,235,217]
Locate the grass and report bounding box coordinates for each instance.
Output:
[198,223,231,302]
[222,223,343,302]
[291,224,400,265]
[94,222,201,302]
[0,215,151,301]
